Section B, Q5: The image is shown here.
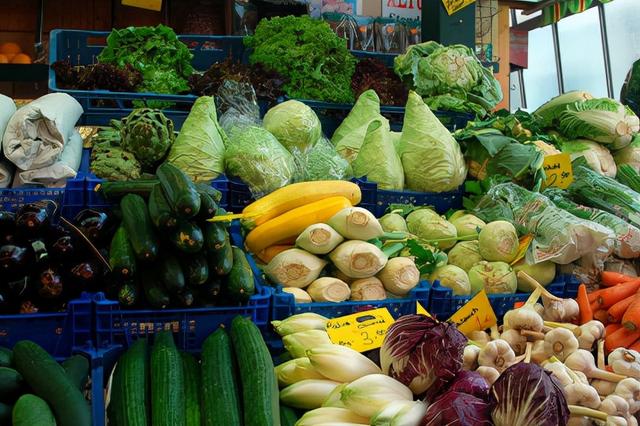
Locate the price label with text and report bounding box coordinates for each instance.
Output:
[442,0,476,15]
[326,308,395,352]
[448,290,497,336]
[416,302,432,318]
[122,0,162,11]
[542,153,573,189]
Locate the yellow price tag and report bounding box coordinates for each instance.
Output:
[448,291,497,336]
[122,0,162,11]
[442,0,476,15]
[416,302,432,318]
[510,234,534,266]
[326,308,395,352]
[542,153,574,189]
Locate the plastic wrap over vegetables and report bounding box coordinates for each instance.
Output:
[263,100,322,155]
[421,390,492,426]
[558,138,617,178]
[296,138,352,181]
[473,183,614,265]
[489,363,569,426]
[380,314,467,399]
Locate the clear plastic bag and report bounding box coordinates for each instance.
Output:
[296,137,352,181]
[217,80,261,134]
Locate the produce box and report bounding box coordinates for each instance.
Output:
[92,248,271,351]
[0,148,90,218]
[428,274,581,320]
[0,292,94,361]
[48,29,245,114]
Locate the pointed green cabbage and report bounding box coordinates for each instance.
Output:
[533,91,593,128]
[558,138,616,177]
[397,92,466,192]
[351,119,404,190]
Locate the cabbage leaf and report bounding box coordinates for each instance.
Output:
[351,119,404,190]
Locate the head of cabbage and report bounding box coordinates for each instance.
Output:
[614,134,640,172]
[558,138,617,178]
[263,100,322,155]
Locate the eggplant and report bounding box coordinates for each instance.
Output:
[19,300,39,314]
[69,261,103,292]
[73,209,111,243]
[30,239,49,266]
[16,201,57,236]
[51,236,75,263]
[36,267,63,299]
[0,245,30,277]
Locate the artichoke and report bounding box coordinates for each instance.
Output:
[120,108,175,168]
[90,142,142,180]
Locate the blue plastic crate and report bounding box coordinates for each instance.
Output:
[93,246,271,351]
[0,292,94,361]
[428,274,580,321]
[48,29,245,113]
[354,178,465,216]
[0,148,90,218]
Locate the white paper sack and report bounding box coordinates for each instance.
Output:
[0,94,17,188]
[3,93,83,170]
[14,130,83,188]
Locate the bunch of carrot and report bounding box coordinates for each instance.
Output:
[577,271,640,354]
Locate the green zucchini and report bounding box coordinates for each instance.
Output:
[280,405,298,426]
[159,253,185,293]
[170,221,204,254]
[0,402,11,425]
[108,339,149,426]
[195,183,222,204]
[181,352,201,426]
[61,355,89,390]
[201,328,241,426]
[0,367,23,400]
[151,331,185,426]
[230,316,279,426]
[96,179,157,201]
[142,270,170,309]
[175,289,194,308]
[149,184,178,230]
[157,163,201,219]
[13,340,91,426]
[198,279,222,303]
[121,194,159,262]
[0,347,12,368]
[205,223,233,276]
[118,281,138,307]
[12,394,56,426]
[109,226,137,278]
[225,247,256,303]
[181,254,209,287]
[196,189,218,222]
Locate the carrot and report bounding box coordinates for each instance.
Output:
[622,293,640,331]
[605,323,623,336]
[630,339,640,353]
[608,294,637,323]
[513,301,525,309]
[596,279,640,309]
[593,309,609,324]
[601,271,636,287]
[576,284,592,324]
[588,289,604,304]
[605,326,640,353]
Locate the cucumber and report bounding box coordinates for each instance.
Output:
[170,221,204,254]
[0,347,12,368]
[181,352,201,426]
[195,183,222,204]
[12,394,56,426]
[149,184,177,230]
[13,340,91,426]
[205,223,233,276]
[109,226,137,278]
[182,254,209,287]
[225,247,256,303]
[159,254,185,293]
[157,163,200,219]
[230,316,279,426]
[0,367,23,400]
[108,339,149,426]
[142,270,170,309]
[151,331,185,426]
[97,179,157,201]
[121,194,159,262]
[61,355,89,390]
[280,405,298,426]
[118,281,138,307]
[201,328,240,426]
[196,189,218,222]
[0,402,10,425]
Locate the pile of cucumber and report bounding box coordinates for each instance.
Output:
[108,315,280,426]
[107,163,255,309]
[0,341,91,426]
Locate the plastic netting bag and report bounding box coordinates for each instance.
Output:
[473,183,615,265]
[296,137,352,181]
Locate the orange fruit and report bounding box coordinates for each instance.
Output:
[11,53,31,64]
[0,42,21,56]
[0,54,8,64]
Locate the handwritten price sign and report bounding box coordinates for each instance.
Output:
[441,0,476,15]
[542,153,574,189]
[449,291,497,336]
[326,308,395,352]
